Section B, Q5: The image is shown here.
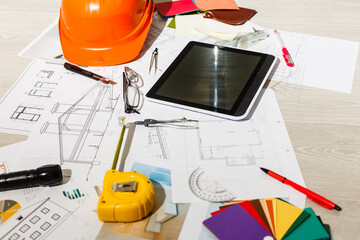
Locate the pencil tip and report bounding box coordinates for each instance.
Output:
[259,167,269,174]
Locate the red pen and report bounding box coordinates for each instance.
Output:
[273,30,294,67]
[260,167,342,211]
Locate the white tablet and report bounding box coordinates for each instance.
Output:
[146,41,276,120]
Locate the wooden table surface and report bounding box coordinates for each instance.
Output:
[1,0,359,239]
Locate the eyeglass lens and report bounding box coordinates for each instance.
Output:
[123,67,142,114]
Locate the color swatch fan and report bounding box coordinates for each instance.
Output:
[203,204,274,240]
[203,198,331,240]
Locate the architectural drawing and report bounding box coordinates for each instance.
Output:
[196,119,262,166]
[36,70,54,79]
[28,81,58,98]
[2,60,123,183]
[0,197,75,240]
[146,127,170,160]
[11,105,43,122]
[58,83,118,165]
[0,61,63,133]
[38,83,120,168]
[122,125,173,175]
[170,91,306,203]
[28,89,51,98]
[34,81,57,89]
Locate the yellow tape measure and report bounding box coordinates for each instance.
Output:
[97,118,155,222]
[97,170,155,222]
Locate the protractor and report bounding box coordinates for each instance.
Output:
[0,199,21,225]
[189,167,236,202]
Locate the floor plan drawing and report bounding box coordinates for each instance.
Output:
[196,119,262,167]
[36,69,54,79]
[0,61,63,133]
[28,81,58,98]
[28,89,52,98]
[11,105,43,122]
[170,90,305,203]
[34,81,57,89]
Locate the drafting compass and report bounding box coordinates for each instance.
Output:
[133,117,198,129]
[189,167,236,202]
[149,48,158,74]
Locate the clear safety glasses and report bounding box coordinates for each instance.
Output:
[123,67,144,114]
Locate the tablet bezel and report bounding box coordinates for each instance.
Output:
[146,41,276,120]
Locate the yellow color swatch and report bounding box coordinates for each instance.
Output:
[272,199,277,235]
[274,199,303,239]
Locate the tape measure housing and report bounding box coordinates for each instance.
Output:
[97,170,155,222]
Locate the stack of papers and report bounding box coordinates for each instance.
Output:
[203,199,330,240]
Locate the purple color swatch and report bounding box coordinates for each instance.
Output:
[203,204,274,240]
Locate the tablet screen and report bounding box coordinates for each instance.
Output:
[146,41,275,119]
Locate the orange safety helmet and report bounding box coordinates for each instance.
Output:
[59,0,154,66]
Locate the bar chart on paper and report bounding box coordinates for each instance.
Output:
[63,189,86,201]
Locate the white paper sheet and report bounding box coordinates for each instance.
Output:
[168,90,306,203]
[0,187,102,240]
[0,60,124,135]
[18,20,64,63]
[249,29,359,94]
[178,202,220,240]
